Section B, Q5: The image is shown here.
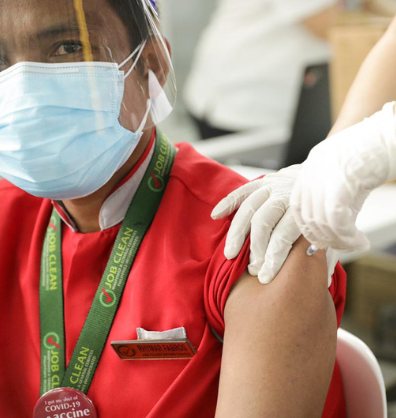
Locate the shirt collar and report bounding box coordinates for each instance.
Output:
[52,130,156,232]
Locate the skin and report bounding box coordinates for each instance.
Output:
[214,7,347,414]
[217,12,396,417]
[0,0,166,232]
[330,15,396,135]
[216,237,336,418]
[2,1,338,415]
[58,0,340,233]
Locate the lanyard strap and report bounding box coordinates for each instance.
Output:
[40,133,176,396]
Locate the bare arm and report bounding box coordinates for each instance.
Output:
[215,237,337,418]
[331,15,396,134]
[302,4,340,40]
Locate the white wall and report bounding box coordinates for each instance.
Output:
[159,0,215,93]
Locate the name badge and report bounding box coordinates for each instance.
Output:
[111,339,196,360]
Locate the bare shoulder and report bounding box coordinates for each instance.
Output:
[225,236,330,321]
[216,237,337,418]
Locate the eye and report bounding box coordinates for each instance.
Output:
[53,41,83,56]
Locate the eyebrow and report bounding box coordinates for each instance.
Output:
[37,19,100,40]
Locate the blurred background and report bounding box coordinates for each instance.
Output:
[157,0,396,415]
[158,0,212,142]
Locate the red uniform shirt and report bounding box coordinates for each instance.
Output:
[0,140,346,417]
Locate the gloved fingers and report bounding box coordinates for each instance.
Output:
[325,248,339,287]
[264,164,302,183]
[292,167,361,250]
[211,178,265,219]
[348,230,371,251]
[256,208,301,284]
[247,198,288,276]
[323,180,361,234]
[290,175,305,233]
[291,169,326,247]
[224,187,271,259]
[351,190,370,214]
[291,142,335,228]
[335,191,370,251]
[291,133,377,251]
[320,184,370,251]
[290,163,317,232]
[322,211,368,251]
[296,174,344,249]
[324,184,369,233]
[308,187,352,249]
[298,219,367,252]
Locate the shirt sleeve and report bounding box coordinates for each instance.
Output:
[205,231,347,339]
[329,261,347,328]
[204,232,251,340]
[272,0,337,24]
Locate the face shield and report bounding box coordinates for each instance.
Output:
[0,0,176,128]
[0,0,176,200]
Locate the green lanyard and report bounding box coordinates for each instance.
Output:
[39,133,176,396]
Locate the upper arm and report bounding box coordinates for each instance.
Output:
[215,237,338,418]
[330,15,396,135]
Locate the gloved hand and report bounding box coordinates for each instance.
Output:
[291,101,396,251]
[211,165,338,285]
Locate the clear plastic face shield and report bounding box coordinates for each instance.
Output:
[0,0,176,128]
[0,0,176,200]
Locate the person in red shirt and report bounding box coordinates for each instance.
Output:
[0,0,346,417]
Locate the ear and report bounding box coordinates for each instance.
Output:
[140,35,171,88]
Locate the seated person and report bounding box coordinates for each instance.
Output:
[0,0,346,417]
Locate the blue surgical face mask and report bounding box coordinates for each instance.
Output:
[0,42,151,200]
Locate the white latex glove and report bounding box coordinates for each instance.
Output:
[211,165,338,285]
[291,102,396,251]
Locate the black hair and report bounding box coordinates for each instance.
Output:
[106,0,154,48]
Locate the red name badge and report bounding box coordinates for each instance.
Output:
[111,339,196,360]
[33,388,97,418]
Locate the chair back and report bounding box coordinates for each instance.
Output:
[337,328,387,418]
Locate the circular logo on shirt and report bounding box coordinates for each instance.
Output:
[148,172,164,192]
[44,332,61,351]
[33,388,97,418]
[100,287,116,308]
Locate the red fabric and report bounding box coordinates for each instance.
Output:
[0,142,346,417]
[109,128,156,195]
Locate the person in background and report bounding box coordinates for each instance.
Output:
[184,0,340,139]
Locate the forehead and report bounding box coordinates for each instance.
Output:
[0,0,127,39]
